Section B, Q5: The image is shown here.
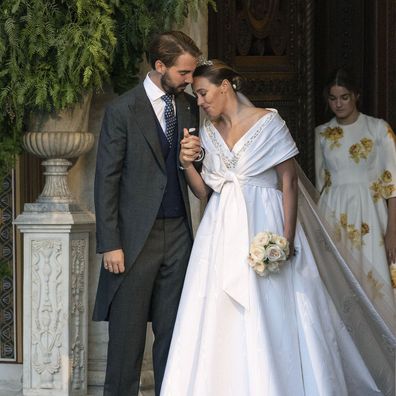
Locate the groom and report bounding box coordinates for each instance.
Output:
[93,31,202,395]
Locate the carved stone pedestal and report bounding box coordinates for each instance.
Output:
[15,211,94,396]
[14,130,95,395]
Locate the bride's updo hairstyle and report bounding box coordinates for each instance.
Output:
[193,59,244,92]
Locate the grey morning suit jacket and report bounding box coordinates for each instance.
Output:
[92,83,199,321]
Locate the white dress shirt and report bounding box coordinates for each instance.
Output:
[143,72,175,135]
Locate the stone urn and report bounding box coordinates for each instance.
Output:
[23,94,94,211]
[23,131,94,207]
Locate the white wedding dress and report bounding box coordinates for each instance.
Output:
[160,110,383,396]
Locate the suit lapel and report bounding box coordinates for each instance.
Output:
[129,84,166,172]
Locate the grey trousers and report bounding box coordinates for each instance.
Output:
[103,217,192,396]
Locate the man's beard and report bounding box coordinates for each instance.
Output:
[161,73,188,95]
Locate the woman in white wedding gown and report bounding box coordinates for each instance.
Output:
[160,60,383,396]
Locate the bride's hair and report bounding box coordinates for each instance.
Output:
[193,59,244,92]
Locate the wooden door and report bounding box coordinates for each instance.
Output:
[208,0,396,181]
[314,0,396,128]
[208,0,316,181]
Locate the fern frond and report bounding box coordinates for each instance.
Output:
[0,0,217,178]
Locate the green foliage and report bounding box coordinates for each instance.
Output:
[0,0,216,179]
[110,0,216,93]
[0,0,116,177]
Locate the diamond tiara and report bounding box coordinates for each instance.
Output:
[197,56,213,66]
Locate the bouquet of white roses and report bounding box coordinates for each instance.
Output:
[248,231,290,277]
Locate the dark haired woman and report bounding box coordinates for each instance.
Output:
[315,69,396,307]
[160,61,382,395]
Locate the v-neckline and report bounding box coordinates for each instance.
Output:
[209,111,274,153]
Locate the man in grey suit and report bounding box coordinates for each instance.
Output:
[92,31,202,395]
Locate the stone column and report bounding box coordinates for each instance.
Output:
[14,131,95,396]
[16,214,94,396]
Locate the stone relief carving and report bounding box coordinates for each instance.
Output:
[223,0,234,62]
[0,174,15,361]
[244,78,298,96]
[71,239,86,390]
[236,0,288,56]
[31,239,63,389]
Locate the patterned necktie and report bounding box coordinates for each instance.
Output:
[161,93,177,147]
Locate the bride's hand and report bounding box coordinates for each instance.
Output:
[180,128,202,169]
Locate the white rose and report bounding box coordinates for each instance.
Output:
[267,262,280,272]
[266,245,286,262]
[250,245,266,262]
[254,262,266,276]
[273,235,288,250]
[253,232,271,246]
[247,255,256,268]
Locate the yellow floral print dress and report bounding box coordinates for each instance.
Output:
[315,113,396,304]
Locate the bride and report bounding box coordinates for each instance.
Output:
[160,60,391,395]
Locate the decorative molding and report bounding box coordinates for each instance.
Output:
[236,16,252,56]
[287,0,297,65]
[0,174,16,362]
[224,0,234,63]
[0,174,16,361]
[70,239,86,390]
[209,0,316,179]
[300,0,315,182]
[269,11,287,56]
[338,1,354,68]
[31,239,63,389]
[39,159,75,203]
[235,1,288,57]
[244,78,298,97]
[14,220,93,394]
[22,131,94,206]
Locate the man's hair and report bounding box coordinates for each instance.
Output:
[148,31,201,69]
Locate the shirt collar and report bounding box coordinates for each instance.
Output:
[143,72,168,102]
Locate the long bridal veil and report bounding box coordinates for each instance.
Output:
[296,163,396,396]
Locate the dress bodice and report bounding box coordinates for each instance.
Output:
[200,110,298,194]
[197,111,299,310]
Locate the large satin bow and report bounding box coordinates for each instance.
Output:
[203,156,250,310]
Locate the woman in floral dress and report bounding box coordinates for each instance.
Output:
[315,68,396,306]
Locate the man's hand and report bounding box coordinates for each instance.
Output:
[180,128,202,168]
[103,249,125,274]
